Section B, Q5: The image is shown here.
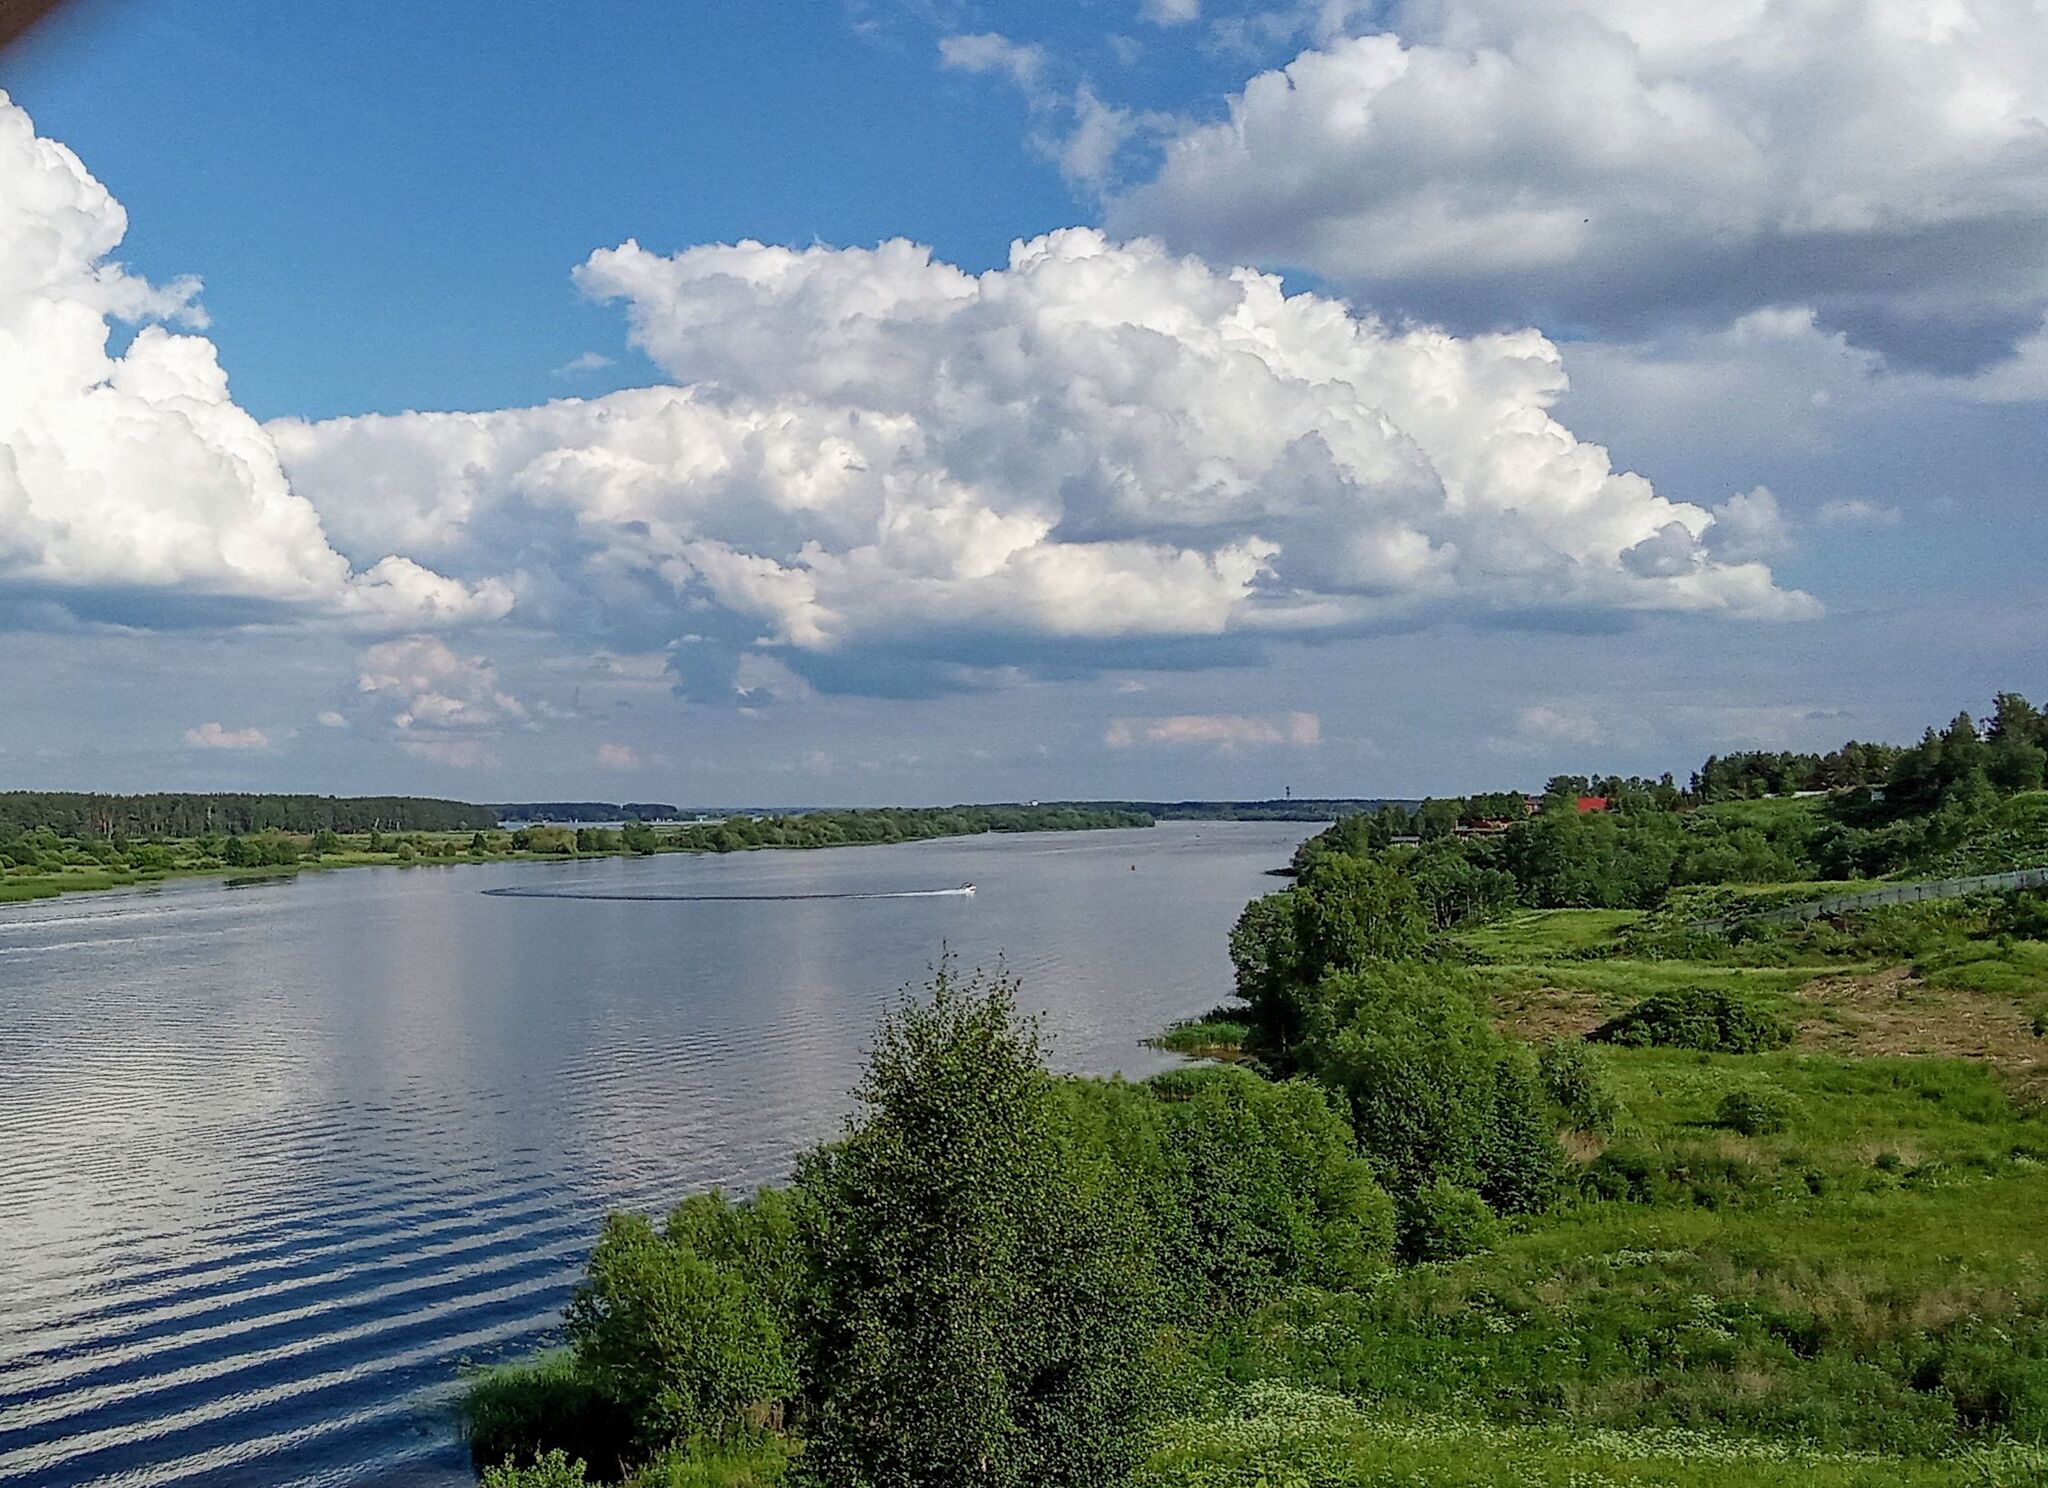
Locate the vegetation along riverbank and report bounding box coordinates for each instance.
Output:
[461,690,2048,1487]
[0,798,1151,904]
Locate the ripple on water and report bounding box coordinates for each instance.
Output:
[0,822,1311,1487]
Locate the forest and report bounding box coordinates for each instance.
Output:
[0,791,493,837]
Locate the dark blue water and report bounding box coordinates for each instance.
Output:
[0,822,1307,1487]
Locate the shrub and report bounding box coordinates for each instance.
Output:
[1717,1085,1798,1136]
[1157,1071,1394,1305]
[461,1354,635,1479]
[566,1211,796,1453]
[1477,1052,1562,1216]
[1589,987,1794,1053]
[1578,1147,1767,1209]
[1310,966,1562,1217]
[1536,1039,1620,1133]
[1396,1180,1500,1263]
[480,1449,589,1488]
[662,1188,807,1346]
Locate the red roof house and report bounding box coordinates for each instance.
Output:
[1575,795,1611,814]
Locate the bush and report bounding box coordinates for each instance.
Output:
[1396,1180,1500,1264]
[1536,1040,1620,1133]
[480,1449,589,1488]
[1310,966,1561,1218]
[1589,987,1795,1053]
[1133,1070,1394,1307]
[1059,1071,1395,1314]
[1578,1147,1767,1209]
[566,1211,796,1453]
[461,1353,635,1479]
[1478,1052,1563,1216]
[1717,1085,1799,1136]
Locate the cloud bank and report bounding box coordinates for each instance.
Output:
[0,93,509,629]
[1111,0,2048,371]
[276,228,1810,700]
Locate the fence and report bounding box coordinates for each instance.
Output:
[1714,866,2048,929]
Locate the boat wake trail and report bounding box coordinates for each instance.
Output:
[481,885,976,903]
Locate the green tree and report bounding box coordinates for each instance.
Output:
[1230,856,1431,1070]
[1988,692,2044,748]
[565,1210,796,1452]
[1153,1072,1393,1305]
[621,820,660,855]
[793,962,1155,1488]
[1309,966,1559,1221]
[1988,731,2047,795]
[1406,839,1519,929]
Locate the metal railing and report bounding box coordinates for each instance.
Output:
[1717,866,2048,928]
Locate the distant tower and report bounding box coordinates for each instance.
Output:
[1284,784,1292,800]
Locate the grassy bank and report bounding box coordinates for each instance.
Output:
[1122,892,2047,1486]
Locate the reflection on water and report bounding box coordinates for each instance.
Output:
[0,821,1308,1487]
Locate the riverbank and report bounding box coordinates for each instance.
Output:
[0,804,1153,906]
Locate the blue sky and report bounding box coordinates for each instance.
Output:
[1,0,2042,803]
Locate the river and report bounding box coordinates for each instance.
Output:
[0,820,1309,1487]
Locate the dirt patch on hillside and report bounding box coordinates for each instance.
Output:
[1493,988,1615,1043]
[1795,968,2044,1068]
[1493,969,2045,1072]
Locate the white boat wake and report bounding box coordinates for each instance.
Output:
[482,883,976,903]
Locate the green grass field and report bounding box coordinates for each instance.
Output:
[1129,894,2048,1486]
[1139,1382,2048,1487]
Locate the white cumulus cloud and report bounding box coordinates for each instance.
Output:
[1111,0,2048,371]
[277,229,1811,701]
[938,32,1049,92]
[1142,0,1202,27]
[1106,710,1321,750]
[0,92,509,630]
[357,635,526,733]
[185,722,270,750]
[596,741,640,770]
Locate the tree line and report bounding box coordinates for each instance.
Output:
[1292,690,2048,914]
[0,792,494,839]
[491,803,686,823]
[1691,691,2044,801]
[658,804,1151,854]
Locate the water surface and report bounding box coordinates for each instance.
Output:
[0,821,1307,1487]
